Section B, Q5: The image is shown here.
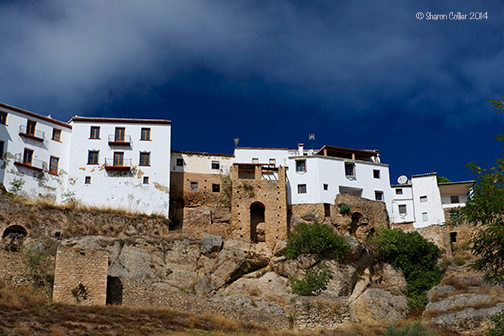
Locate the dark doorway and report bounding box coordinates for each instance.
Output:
[106,276,123,305]
[250,202,265,243]
[350,212,362,236]
[2,225,27,251]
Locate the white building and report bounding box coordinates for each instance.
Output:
[234,144,393,212]
[67,117,171,216]
[0,102,72,203]
[391,172,472,228]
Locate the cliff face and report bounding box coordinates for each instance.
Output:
[0,195,408,330]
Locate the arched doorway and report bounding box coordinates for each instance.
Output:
[250,202,265,243]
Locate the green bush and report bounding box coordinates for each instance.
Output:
[383,322,436,336]
[283,221,350,260]
[368,227,443,309]
[488,310,504,336]
[289,266,333,296]
[340,202,351,215]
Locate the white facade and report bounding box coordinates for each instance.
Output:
[391,173,472,228]
[171,151,234,175]
[67,117,171,216]
[234,144,393,213]
[0,103,72,203]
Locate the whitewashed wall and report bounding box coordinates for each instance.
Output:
[410,174,445,228]
[287,155,393,213]
[391,185,416,223]
[67,118,171,216]
[0,104,71,203]
[171,152,234,175]
[234,148,289,167]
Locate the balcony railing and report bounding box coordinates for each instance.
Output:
[19,125,45,142]
[108,134,132,146]
[14,153,44,172]
[104,158,132,171]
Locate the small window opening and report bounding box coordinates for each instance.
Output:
[212,183,220,192]
[190,181,198,191]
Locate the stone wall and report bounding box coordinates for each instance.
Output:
[230,164,288,246]
[0,248,25,286]
[53,246,108,306]
[290,194,389,242]
[0,195,169,240]
[170,172,227,207]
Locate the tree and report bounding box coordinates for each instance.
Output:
[437,176,451,184]
[450,95,504,286]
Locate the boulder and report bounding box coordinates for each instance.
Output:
[321,260,359,297]
[300,213,316,222]
[348,269,371,303]
[201,234,223,254]
[381,263,407,290]
[221,271,291,303]
[349,288,409,322]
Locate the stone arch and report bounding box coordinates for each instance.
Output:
[2,225,28,239]
[250,202,265,243]
[2,225,28,251]
[350,212,362,237]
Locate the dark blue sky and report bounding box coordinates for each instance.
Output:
[1,1,503,182]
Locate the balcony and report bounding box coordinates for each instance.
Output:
[108,134,132,146]
[104,158,132,171]
[19,125,45,142]
[14,153,44,172]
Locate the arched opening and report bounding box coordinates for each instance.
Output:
[2,225,28,251]
[350,212,362,237]
[250,202,265,243]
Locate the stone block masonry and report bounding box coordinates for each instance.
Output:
[53,246,108,306]
[231,164,288,246]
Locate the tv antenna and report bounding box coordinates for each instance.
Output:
[309,134,315,150]
[234,138,239,148]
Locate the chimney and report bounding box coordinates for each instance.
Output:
[298,143,304,156]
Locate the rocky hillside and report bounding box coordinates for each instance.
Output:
[1,194,503,334]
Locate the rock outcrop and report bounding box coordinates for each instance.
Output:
[423,275,504,336]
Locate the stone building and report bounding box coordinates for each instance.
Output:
[230,163,288,245]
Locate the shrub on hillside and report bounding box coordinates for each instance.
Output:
[383,322,436,336]
[367,227,443,309]
[289,266,333,296]
[283,221,350,260]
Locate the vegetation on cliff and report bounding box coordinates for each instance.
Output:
[368,227,443,309]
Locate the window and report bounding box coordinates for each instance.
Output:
[0,141,3,160]
[269,158,276,166]
[211,161,220,170]
[420,195,428,203]
[85,176,91,184]
[114,152,124,166]
[252,158,259,164]
[373,170,380,179]
[324,203,331,217]
[323,183,328,191]
[450,195,460,204]
[140,152,150,166]
[0,112,7,125]
[141,128,151,140]
[375,191,384,201]
[212,184,220,192]
[143,176,149,184]
[115,127,125,142]
[345,162,355,177]
[52,129,61,141]
[90,126,100,139]
[176,158,183,167]
[298,184,307,194]
[49,156,59,175]
[396,188,403,195]
[398,204,407,215]
[26,120,36,136]
[190,181,198,191]
[88,151,99,164]
[450,232,458,243]
[296,160,306,172]
[422,212,428,221]
[23,148,34,165]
